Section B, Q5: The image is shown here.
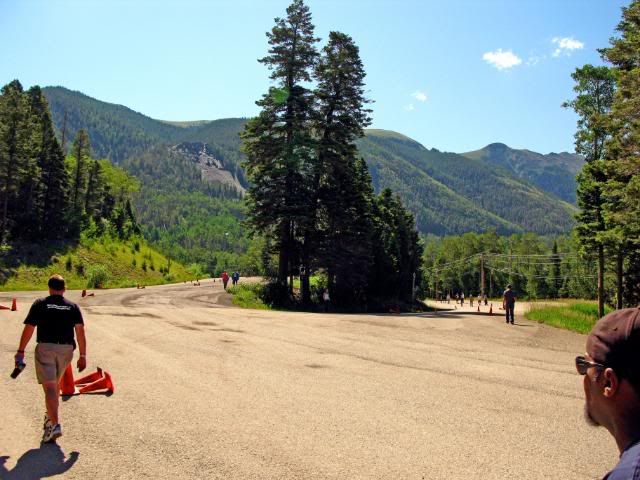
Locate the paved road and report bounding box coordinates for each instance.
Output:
[0,281,618,479]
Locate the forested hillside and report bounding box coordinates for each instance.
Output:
[462,143,583,204]
[38,85,581,280]
[359,131,577,234]
[0,80,192,288]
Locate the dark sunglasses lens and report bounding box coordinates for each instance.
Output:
[576,357,588,375]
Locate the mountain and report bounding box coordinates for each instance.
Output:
[42,86,578,238]
[359,132,577,234]
[461,143,583,204]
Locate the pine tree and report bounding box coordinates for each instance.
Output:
[241,0,319,302]
[600,0,640,308]
[26,86,68,239]
[313,31,373,306]
[563,65,616,317]
[367,189,423,304]
[71,129,91,214]
[0,80,30,242]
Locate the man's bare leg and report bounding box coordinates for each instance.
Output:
[42,381,59,425]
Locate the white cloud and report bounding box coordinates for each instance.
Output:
[482,49,522,70]
[404,103,415,111]
[552,37,584,57]
[411,90,428,102]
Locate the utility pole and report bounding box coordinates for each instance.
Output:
[412,272,416,303]
[434,268,438,301]
[480,253,485,297]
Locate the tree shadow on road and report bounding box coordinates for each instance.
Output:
[0,443,79,479]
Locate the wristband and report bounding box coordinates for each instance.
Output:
[80,354,86,357]
[17,350,24,354]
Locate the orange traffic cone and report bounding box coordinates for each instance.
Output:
[59,365,76,395]
[75,367,104,386]
[0,304,9,310]
[81,289,86,297]
[77,369,114,394]
[87,292,95,297]
[11,298,17,311]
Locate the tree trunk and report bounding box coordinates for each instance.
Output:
[616,250,623,310]
[598,244,605,318]
[278,221,289,288]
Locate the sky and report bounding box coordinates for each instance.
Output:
[0,0,630,154]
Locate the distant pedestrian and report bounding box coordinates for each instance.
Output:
[221,271,229,290]
[455,293,459,304]
[446,293,451,304]
[231,271,240,286]
[460,292,465,306]
[503,284,516,324]
[470,296,474,307]
[477,294,482,307]
[483,294,488,306]
[578,308,640,479]
[322,289,330,312]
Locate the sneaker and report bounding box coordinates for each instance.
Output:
[42,423,62,443]
[43,413,53,430]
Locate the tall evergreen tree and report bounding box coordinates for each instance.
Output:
[600,0,640,308]
[312,31,373,306]
[71,128,91,213]
[0,80,30,242]
[26,86,68,239]
[563,65,616,317]
[241,0,319,302]
[368,189,423,304]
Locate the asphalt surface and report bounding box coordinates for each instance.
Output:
[0,281,619,479]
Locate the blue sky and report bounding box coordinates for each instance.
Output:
[0,0,629,154]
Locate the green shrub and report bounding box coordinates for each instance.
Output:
[87,265,110,288]
[228,283,270,310]
[526,302,612,334]
[75,262,85,276]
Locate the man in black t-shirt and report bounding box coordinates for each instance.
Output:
[14,274,87,443]
[503,284,516,324]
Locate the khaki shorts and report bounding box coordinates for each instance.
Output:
[35,343,74,384]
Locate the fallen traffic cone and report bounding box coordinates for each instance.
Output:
[81,289,86,297]
[74,367,104,386]
[11,298,17,311]
[87,292,95,297]
[77,369,114,394]
[59,365,76,395]
[0,304,10,310]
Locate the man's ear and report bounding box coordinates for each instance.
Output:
[602,368,620,398]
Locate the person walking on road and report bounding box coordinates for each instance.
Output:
[231,271,240,286]
[14,274,87,443]
[503,284,516,324]
[221,271,229,290]
[460,292,465,306]
[322,289,331,312]
[578,307,640,479]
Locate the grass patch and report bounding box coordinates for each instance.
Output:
[0,236,193,290]
[525,301,612,334]
[227,283,271,310]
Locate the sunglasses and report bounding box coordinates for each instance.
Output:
[575,356,608,375]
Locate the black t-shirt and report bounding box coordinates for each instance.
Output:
[24,295,84,347]
[503,289,516,306]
